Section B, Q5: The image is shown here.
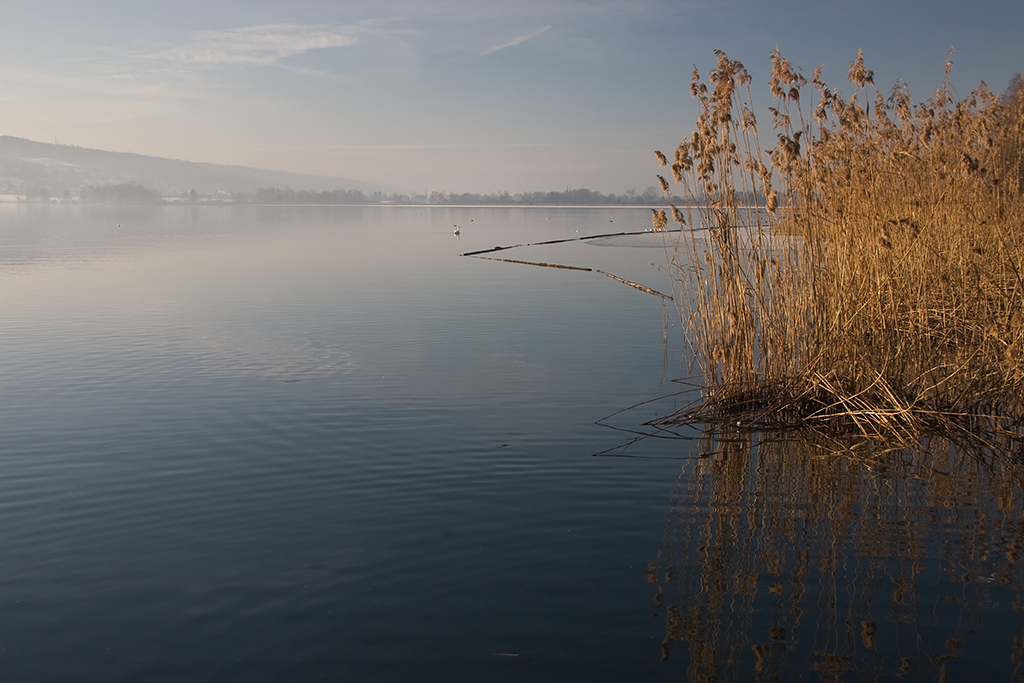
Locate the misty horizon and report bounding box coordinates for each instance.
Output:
[0,135,679,204]
[2,1,1022,196]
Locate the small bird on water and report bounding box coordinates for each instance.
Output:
[453,224,460,235]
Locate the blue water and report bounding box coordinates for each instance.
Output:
[1,205,693,681]
[4,204,1024,682]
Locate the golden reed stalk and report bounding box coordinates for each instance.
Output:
[656,50,1024,444]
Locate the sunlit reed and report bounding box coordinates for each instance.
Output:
[655,50,1024,445]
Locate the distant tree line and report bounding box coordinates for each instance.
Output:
[252,187,392,204]
[11,183,765,207]
[250,185,704,206]
[24,187,53,202]
[425,187,680,205]
[80,183,161,204]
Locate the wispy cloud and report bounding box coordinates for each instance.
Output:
[149,24,358,66]
[481,26,551,56]
[273,64,352,82]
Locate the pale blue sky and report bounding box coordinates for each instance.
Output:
[2,0,1022,193]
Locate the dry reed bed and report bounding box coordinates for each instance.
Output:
[654,50,1024,446]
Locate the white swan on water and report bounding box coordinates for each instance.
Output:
[453,224,460,235]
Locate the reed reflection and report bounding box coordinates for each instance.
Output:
[652,433,1024,681]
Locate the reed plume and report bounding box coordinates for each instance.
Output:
[656,50,1024,444]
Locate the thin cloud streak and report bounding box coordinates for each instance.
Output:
[149,24,358,65]
[481,26,551,56]
[273,64,353,82]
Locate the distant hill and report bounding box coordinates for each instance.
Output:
[0,136,405,196]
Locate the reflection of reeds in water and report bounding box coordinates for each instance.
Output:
[652,433,1024,680]
[645,50,1024,677]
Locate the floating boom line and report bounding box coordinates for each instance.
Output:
[462,229,676,300]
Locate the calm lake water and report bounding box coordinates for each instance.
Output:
[2,204,1023,681]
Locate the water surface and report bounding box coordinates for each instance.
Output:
[3,204,1023,682]
[1,205,688,681]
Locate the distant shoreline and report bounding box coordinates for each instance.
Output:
[0,198,700,209]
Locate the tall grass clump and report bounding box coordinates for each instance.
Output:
[656,50,1024,444]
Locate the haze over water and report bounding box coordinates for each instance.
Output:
[3,205,1024,681]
